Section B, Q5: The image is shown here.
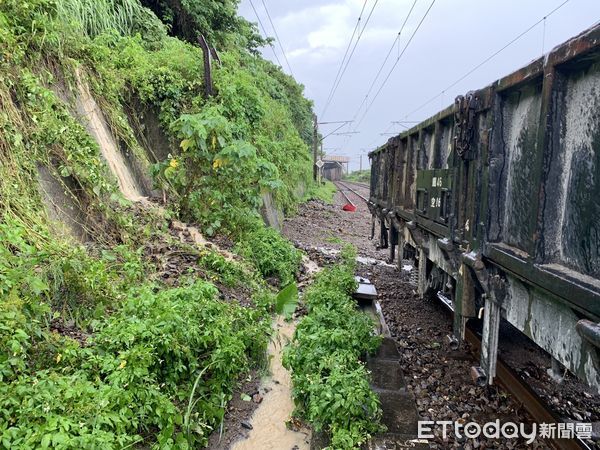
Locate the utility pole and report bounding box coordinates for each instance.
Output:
[319,141,324,183]
[359,154,362,172]
[313,114,318,181]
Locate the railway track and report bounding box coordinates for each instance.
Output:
[425,291,592,449]
[339,176,589,448]
[342,180,370,190]
[367,22,600,450]
[334,182,356,208]
[462,325,592,450]
[434,293,591,449]
[431,303,592,449]
[335,181,369,203]
[338,176,588,447]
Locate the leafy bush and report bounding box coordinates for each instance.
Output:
[0,371,149,449]
[197,249,246,287]
[0,222,271,448]
[236,224,301,287]
[283,246,383,449]
[0,1,317,447]
[305,181,337,204]
[0,280,270,448]
[214,52,313,213]
[343,170,370,184]
[158,108,281,235]
[92,281,269,444]
[139,0,268,52]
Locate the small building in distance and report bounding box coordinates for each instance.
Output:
[321,155,350,181]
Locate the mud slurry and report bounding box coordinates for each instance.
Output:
[282,191,428,449]
[232,316,311,450]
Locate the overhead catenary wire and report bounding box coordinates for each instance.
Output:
[320,0,368,119]
[369,0,573,152]
[259,0,295,77]
[334,0,428,152]
[321,0,380,119]
[349,0,419,124]
[353,0,437,129]
[248,0,284,70]
[403,0,571,120]
[363,121,394,149]
[338,0,577,158]
[327,0,380,108]
[319,122,352,141]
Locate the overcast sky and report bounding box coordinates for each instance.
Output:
[238,0,600,172]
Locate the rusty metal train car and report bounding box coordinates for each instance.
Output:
[368,24,600,391]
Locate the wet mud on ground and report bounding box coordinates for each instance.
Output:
[283,189,377,259]
[232,317,311,450]
[208,317,311,450]
[205,184,597,449]
[281,188,598,449]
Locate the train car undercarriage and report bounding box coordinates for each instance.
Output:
[368,23,600,393]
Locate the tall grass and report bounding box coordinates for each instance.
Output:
[56,0,163,38]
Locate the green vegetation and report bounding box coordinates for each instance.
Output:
[343,170,370,184]
[57,0,165,39]
[283,247,384,449]
[275,282,299,319]
[0,0,315,447]
[0,218,276,448]
[1,281,269,448]
[236,224,302,287]
[325,235,344,245]
[306,180,337,204]
[139,0,265,50]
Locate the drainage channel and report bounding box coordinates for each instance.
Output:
[231,257,322,450]
[346,278,430,449]
[233,259,429,450]
[231,316,311,450]
[304,250,427,448]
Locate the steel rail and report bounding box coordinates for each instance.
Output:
[343,180,370,191]
[334,182,355,207]
[337,181,369,203]
[462,326,590,450]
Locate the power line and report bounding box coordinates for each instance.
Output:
[321,0,380,119]
[354,0,437,129]
[349,0,419,124]
[320,0,368,119]
[392,122,412,130]
[259,0,295,77]
[363,0,573,154]
[339,0,426,152]
[404,0,571,120]
[319,122,351,141]
[327,0,380,108]
[248,0,284,69]
[364,122,393,149]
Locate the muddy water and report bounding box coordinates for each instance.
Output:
[232,317,310,450]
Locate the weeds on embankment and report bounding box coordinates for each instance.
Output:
[0,0,311,447]
[284,246,385,449]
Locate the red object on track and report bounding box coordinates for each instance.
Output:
[342,204,357,212]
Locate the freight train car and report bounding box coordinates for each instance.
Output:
[369,24,600,391]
